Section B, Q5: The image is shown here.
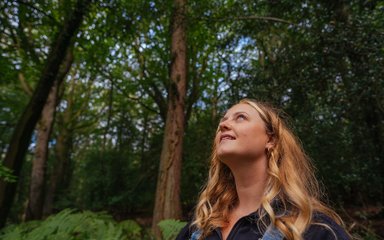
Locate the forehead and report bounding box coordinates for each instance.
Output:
[224,103,260,117]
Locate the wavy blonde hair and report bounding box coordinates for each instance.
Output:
[192,99,344,240]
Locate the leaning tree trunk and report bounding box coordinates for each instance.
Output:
[0,0,91,228]
[24,79,59,221]
[152,0,187,238]
[25,50,73,221]
[43,117,74,216]
[43,72,76,217]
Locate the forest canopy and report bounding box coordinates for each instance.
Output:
[0,0,383,239]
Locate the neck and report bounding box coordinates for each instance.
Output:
[227,156,268,216]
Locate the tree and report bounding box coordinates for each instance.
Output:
[0,0,91,227]
[25,49,73,220]
[152,0,188,237]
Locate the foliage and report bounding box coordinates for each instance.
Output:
[0,209,144,240]
[0,163,17,182]
[181,110,216,209]
[118,219,142,239]
[0,0,383,237]
[68,149,158,214]
[158,219,187,240]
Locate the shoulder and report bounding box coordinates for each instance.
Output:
[303,212,351,240]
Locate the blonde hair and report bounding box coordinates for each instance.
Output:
[192,99,344,240]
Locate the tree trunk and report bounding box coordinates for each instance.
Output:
[24,79,59,221]
[43,72,76,217]
[152,0,188,238]
[0,0,90,227]
[43,120,73,216]
[140,113,149,171]
[103,80,114,150]
[25,50,73,221]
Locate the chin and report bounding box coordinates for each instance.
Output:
[217,151,239,164]
[218,150,266,166]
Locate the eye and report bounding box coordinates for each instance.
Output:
[236,114,247,121]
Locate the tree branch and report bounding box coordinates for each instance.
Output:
[18,72,33,96]
[131,41,167,121]
[16,0,60,26]
[196,15,293,24]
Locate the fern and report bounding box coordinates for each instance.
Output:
[0,224,22,240]
[158,219,187,240]
[27,209,86,239]
[118,219,142,238]
[0,209,143,240]
[0,220,40,240]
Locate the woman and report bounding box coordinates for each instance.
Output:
[176,99,350,240]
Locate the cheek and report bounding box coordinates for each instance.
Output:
[243,129,268,146]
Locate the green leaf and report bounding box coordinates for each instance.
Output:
[158,219,187,240]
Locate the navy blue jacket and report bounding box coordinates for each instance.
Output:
[176,212,350,240]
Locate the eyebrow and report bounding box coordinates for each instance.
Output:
[219,111,249,122]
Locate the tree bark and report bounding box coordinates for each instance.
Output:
[24,79,59,221]
[152,0,187,238]
[0,0,91,227]
[103,80,114,150]
[25,49,73,221]
[43,118,73,216]
[43,71,76,217]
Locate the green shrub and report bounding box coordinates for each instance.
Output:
[118,220,142,239]
[69,149,158,213]
[158,219,187,240]
[0,209,143,240]
[0,163,17,182]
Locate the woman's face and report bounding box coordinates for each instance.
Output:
[216,103,272,164]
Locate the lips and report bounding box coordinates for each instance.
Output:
[220,134,236,142]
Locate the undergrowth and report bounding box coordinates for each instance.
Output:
[0,209,187,240]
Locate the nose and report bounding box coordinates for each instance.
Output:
[219,119,231,132]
